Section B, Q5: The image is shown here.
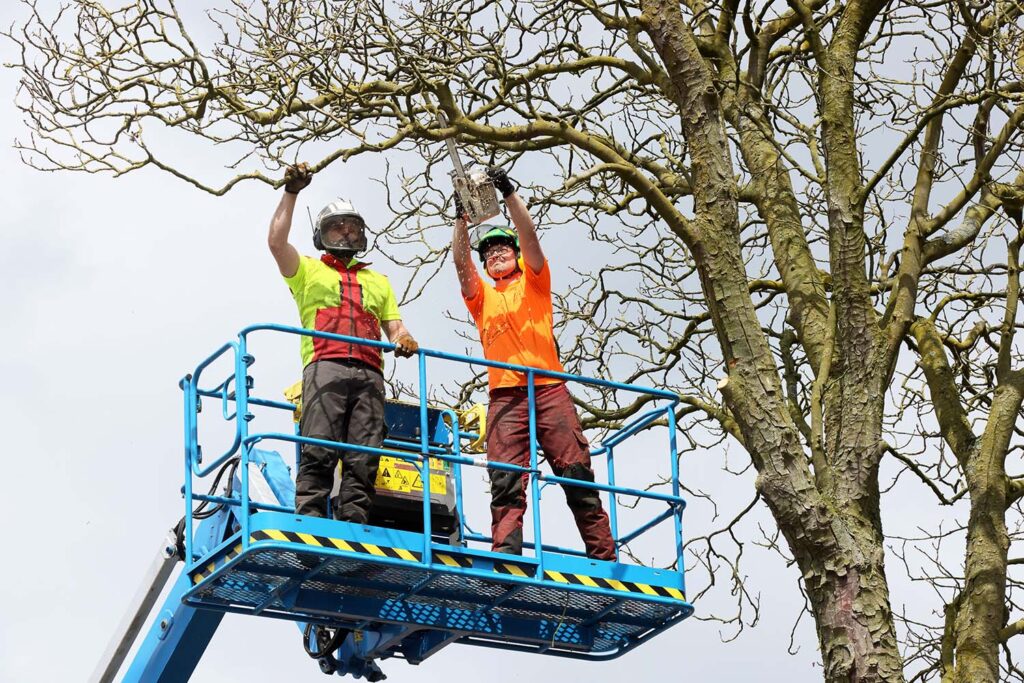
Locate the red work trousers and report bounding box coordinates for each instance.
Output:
[486,382,615,560]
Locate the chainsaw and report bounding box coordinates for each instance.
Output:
[437,111,500,225]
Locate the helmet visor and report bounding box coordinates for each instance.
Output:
[469,223,504,251]
[320,216,367,252]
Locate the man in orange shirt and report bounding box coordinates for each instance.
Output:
[451,167,615,561]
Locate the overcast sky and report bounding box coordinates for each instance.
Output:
[0,2,917,681]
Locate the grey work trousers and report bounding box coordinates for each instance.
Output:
[295,359,385,523]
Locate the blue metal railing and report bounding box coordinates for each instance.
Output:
[181,324,686,581]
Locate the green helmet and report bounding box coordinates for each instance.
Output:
[473,225,520,262]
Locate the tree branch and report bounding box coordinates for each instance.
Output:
[910,318,978,462]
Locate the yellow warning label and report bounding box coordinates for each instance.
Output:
[375,456,447,495]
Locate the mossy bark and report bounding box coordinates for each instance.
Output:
[640,2,905,679]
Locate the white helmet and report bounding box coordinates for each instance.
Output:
[314,198,368,254]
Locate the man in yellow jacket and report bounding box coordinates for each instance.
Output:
[268,164,418,522]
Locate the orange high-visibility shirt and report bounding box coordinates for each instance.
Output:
[463,260,565,392]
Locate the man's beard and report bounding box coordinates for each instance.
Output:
[327,248,356,261]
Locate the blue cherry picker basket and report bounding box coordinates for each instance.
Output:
[178,324,693,677]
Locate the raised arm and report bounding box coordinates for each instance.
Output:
[267,163,311,278]
[452,198,483,299]
[488,167,543,274]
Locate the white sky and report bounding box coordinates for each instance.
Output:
[0,2,942,681]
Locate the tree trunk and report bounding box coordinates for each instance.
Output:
[802,546,904,682]
[639,3,906,679]
[952,382,1019,682]
[913,319,1019,682]
[953,486,1009,683]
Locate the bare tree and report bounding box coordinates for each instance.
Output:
[7,0,1024,680]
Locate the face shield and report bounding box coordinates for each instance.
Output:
[314,199,368,255]
[319,215,367,253]
[468,223,501,252]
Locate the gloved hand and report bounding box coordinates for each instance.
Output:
[393,334,419,358]
[486,166,516,198]
[283,163,312,194]
[453,190,467,221]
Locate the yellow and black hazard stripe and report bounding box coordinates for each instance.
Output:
[494,562,685,601]
[433,552,473,568]
[193,530,684,602]
[192,543,243,584]
[493,561,534,578]
[245,529,475,569]
[250,528,423,562]
[542,569,686,601]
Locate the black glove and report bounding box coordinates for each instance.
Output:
[453,191,467,220]
[486,166,516,198]
[283,163,312,194]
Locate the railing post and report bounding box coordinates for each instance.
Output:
[442,409,467,545]
[238,334,252,550]
[293,420,301,491]
[605,445,620,561]
[527,372,544,578]
[418,350,433,565]
[666,403,684,574]
[182,375,195,569]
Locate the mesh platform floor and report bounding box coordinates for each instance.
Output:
[187,544,688,654]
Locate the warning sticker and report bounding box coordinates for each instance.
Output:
[375,456,447,495]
